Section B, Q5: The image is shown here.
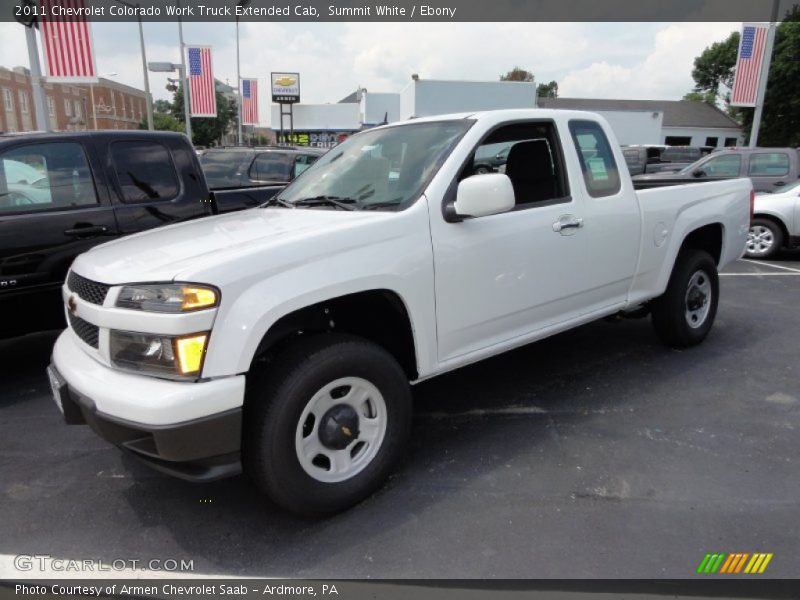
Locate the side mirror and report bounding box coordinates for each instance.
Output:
[451,173,515,219]
[693,169,706,178]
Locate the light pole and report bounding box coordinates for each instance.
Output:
[235,0,251,146]
[176,0,192,142]
[147,62,192,142]
[749,0,781,147]
[112,0,154,130]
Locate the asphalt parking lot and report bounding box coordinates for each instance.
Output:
[1,254,799,579]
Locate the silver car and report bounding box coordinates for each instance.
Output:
[746,181,800,258]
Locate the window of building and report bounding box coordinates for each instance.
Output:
[724,137,738,147]
[18,92,28,114]
[664,136,692,146]
[73,100,82,119]
[47,96,55,116]
[64,98,72,117]
[110,140,179,203]
[569,119,621,198]
[0,142,98,213]
[461,121,569,207]
[705,136,719,147]
[748,153,790,177]
[3,89,14,112]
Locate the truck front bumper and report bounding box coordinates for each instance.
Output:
[50,331,245,482]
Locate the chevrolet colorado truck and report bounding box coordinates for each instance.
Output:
[48,110,752,515]
[0,131,290,339]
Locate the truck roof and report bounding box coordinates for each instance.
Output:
[0,129,190,146]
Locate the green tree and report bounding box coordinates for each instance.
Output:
[682,90,717,104]
[139,111,184,132]
[536,80,559,98]
[689,8,800,146]
[500,67,534,82]
[153,99,173,114]
[169,84,237,147]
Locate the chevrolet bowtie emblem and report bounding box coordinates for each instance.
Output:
[341,426,352,437]
[274,76,297,87]
[67,295,77,315]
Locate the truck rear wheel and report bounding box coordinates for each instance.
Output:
[651,249,719,348]
[244,334,412,516]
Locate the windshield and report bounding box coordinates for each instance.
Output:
[273,120,473,211]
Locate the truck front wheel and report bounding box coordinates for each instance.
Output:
[244,334,412,516]
[650,249,719,348]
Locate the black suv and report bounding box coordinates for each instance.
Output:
[200,146,326,190]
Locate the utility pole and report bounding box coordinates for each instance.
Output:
[24,25,50,131]
[177,0,192,141]
[749,0,780,147]
[136,5,154,130]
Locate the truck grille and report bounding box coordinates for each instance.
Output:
[67,271,110,306]
[68,313,99,349]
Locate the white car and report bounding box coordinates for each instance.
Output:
[746,181,800,258]
[48,109,752,515]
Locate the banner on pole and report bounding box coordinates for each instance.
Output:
[241,78,259,125]
[39,0,98,82]
[187,45,217,117]
[730,23,769,107]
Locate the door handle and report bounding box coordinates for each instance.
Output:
[64,225,107,237]
[774,181,785,187]
[552,216,584,233]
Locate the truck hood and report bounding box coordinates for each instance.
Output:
[71,207,393,285]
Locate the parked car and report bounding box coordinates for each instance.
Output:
[621,145,666,176]
[745,180,800,258]
[633,147,800,194]
[49,109,751,515]
[472,144,511,174]
[0,131,286,339]
[646,146,715,174]
[200,146,325,189]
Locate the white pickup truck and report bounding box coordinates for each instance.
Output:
[48,110,752,515]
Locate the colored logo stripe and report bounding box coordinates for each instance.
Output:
[697,553,773,574]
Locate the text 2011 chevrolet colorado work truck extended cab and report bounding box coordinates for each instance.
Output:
[48,110,752,515]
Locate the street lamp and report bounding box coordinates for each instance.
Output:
[236,0,251,146]
[148,61,190,137]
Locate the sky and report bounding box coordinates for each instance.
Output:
[0,21,739,127]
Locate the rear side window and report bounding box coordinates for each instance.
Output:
[111,140,179,203]
[749,153,790,176]
[569,120,621,198]
[250,153,293,181]
[200,150,253,189]
[0,142,98,213]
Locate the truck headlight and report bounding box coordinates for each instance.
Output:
[110,330,209,380]
[116,284,219,313]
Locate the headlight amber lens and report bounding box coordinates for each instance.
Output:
[116,284,218,313]
[110,330,209,380]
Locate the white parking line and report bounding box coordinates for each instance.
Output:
[721,272,800,277]
[739,259,800,274]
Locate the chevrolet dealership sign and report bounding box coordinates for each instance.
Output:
[271,72,300,103]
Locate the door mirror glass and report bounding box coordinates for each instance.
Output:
[453,173,515,219]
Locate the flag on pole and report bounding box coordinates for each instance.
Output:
[731,23,769,107]
[39,0,97,82]
[187,46,217,117]
[241,78,259,125]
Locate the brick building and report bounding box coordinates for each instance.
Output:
[0,67,148,133]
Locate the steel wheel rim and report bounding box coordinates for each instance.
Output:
[295,376,387,483]
[684,270,712,329]
[746,225,774,256]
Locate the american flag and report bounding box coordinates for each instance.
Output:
[241,78,259,125]
[731,24,769,107]
[39,0,97,81]
[187,46,217,117]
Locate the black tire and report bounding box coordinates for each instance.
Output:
[651,249,719,348]
[745,218,783,259]
[244,334,412,516]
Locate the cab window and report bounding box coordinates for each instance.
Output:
[749,153,790,177]
[569,120,621,198]
[111,141,179,203]
[699,154,742,177]
[0,142,98,213]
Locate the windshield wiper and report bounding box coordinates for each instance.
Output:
[262,196,294,208]
[361,198,404,211]
[292,196,358,211]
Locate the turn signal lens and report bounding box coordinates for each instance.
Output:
[175,334,209,375]
[181,287,218,311]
